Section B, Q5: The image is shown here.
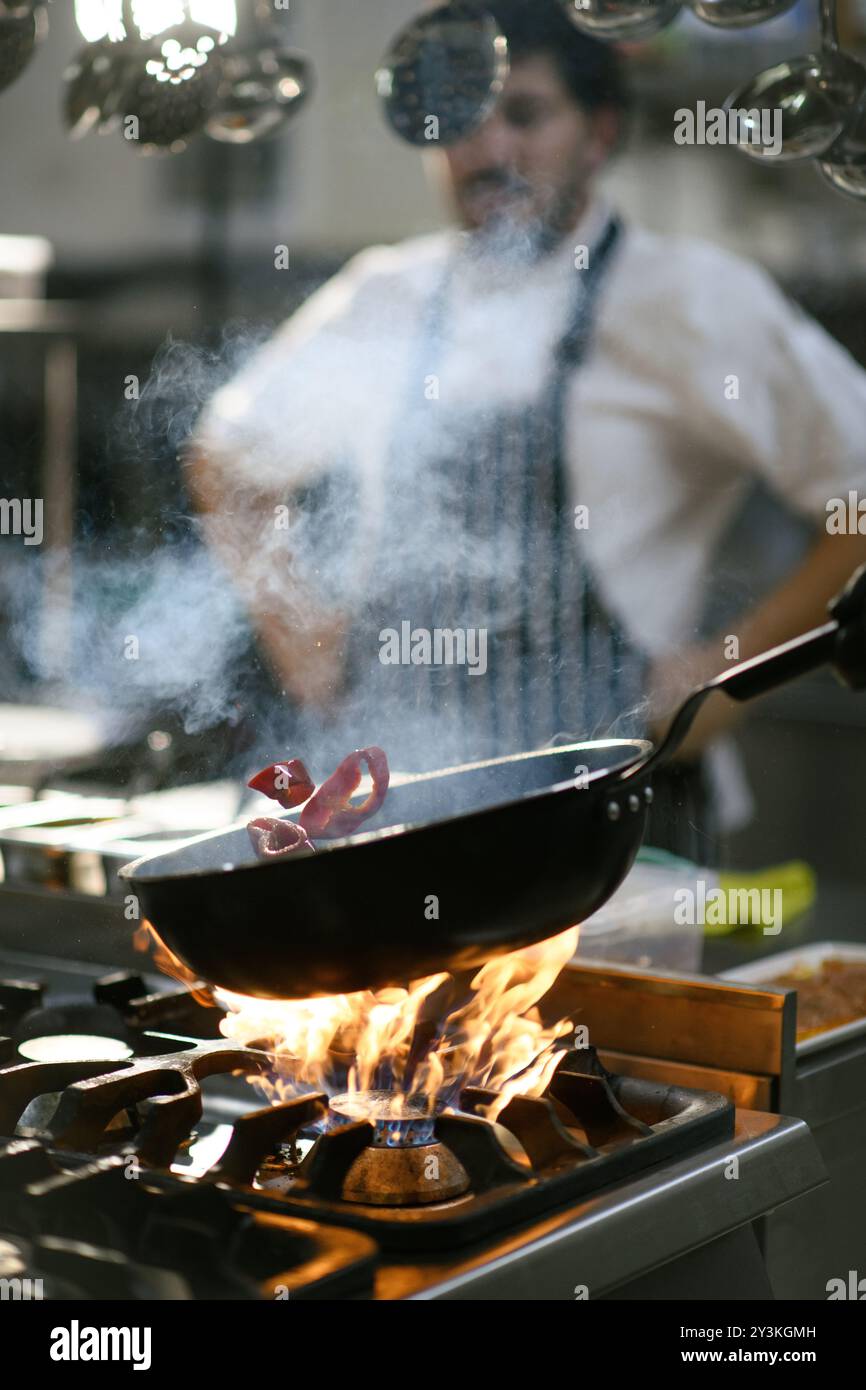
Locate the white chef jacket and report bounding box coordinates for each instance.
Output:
[197,199,866,658]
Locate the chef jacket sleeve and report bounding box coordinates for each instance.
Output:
[669,244,866,521]
[194,244,397,494]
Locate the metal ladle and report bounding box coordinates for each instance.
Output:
[0,2,44,95]
[724,0,866,162]
[206,45,313,144]
[562,0,681,41]
[62,37,132,138]
[376,1,508,147]
[0,1,40,18]
[818,157,866,197]
[687,0,797,28]
[817,67,866,199]
[119,20,225,152]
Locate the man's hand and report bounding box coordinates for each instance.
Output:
[647,641,732,756]
[648,531,866,758]
[257,608,348,709]
[185,446,349,709]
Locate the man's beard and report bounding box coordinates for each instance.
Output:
[459,172,586,268]
[467,206,549,268]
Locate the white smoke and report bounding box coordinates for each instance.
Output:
[2,230,650,780]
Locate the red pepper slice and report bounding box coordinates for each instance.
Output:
[247,816,314,859]
[247,757,314,810]
[299,746,390,839]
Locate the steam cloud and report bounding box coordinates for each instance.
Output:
[2,221,651,782]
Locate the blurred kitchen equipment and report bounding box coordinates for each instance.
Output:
[62,7,228,151]
[706,861,817,933]
[563,0,682,40]
[62,36,133,138]
[817,75,866,198]
[687,0,797,26]
[725,0,866,162]
[0,0,46,95]
[62,0,311,155]
[722,942,866,1056]
[0,705,233,797]
[121,566,866,1000]
[0,2,43,17]
[574,852,815,972]
[205,44,312,144]
[0,233,52,298]
[3,322,87,694]
[0,705,109,786]
[818,156,866,194]
[119,20,225,151]
[0,777,249,901]
[376,1,508,147]
[575,850,706,972]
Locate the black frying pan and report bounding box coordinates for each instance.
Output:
[121,566,866,999]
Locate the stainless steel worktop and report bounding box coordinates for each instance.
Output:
[401,1111,824,1301]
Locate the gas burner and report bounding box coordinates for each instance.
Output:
[327,1092,468,1206]
[329,1091,436,1147]
[335,1139,470,1208]
[249,1049,735,1246]
[0,968,225,1073]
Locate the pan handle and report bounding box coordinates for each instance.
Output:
[624,563,866,782]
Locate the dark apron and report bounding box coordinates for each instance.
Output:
[351,218,642,752]
[349,218,715,860]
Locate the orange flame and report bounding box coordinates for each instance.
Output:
[133,918,215,1008]
[217,925,579,1120]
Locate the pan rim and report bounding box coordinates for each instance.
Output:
[118,736,652,885]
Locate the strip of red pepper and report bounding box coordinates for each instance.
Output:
[247,757,314,809]
[298,746,390,839]
[246,817,314,858]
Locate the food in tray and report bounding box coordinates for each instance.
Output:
[765,957,866,1039]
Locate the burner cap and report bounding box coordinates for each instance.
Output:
[16,1034,134,1063]
[13,1000,135,1062]
[329,1091,436,1148]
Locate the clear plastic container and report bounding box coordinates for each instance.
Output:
[573,848,710,973]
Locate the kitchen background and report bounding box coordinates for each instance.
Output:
[1,0,865,931]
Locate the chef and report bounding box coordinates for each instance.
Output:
[189,0,866,860]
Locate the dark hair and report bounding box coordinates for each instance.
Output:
[485,0,629,114]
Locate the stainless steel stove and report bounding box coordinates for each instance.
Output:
[0,944,826,1301]
[0,782,858,1303]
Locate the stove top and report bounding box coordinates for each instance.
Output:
[0,947,825,1300]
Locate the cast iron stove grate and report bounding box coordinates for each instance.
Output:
[238,1048,734,1250]
[0,1034,734,1254]
[0,1138,377,1299]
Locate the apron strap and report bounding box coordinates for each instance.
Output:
[554,214,623,371]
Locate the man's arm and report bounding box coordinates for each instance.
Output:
[647,247,866,755]
[649,530,866,752]
[185,447,348,709]
[184,246,410,709]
